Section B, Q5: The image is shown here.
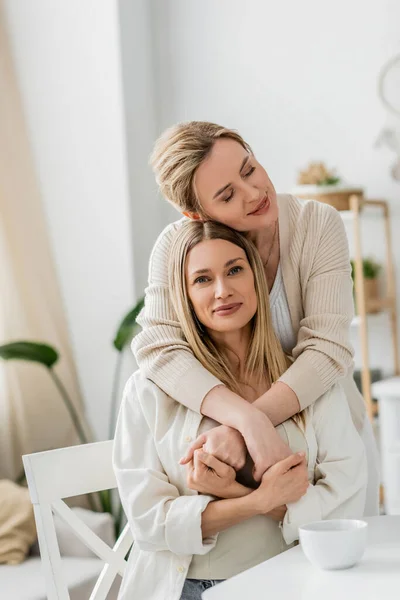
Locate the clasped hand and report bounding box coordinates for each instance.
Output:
[186,449,239,499]
[180,416,292,481]
[183,426,309,521]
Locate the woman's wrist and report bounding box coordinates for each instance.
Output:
[253,382,300,426]
[248,487,275,516]
[240,408,274,438]
[224,481,253,499]
[201,385,257,431]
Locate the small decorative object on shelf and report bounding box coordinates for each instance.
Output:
[297,161,341,186]
[292,161,364,211]
[350,258,382,314]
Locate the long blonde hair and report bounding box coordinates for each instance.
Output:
[169,220,305,427]
[150,121,252,216]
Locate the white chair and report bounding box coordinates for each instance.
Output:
[22,440,133,600]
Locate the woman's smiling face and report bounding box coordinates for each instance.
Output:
[185,238,257,334]
[193,138,278,232]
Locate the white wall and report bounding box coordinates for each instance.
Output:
[4,0,136,439]
[118,0,163,295]
[150,0,400,376]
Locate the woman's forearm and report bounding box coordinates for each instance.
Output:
[201,492,259,538]
[201,383,300,430]
[199,384,295,477]
[253,382,300,426]
[218,480,253,500]
[201,385,261,431]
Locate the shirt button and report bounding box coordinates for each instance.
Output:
[185,436,192,443]
[177,565,185,573]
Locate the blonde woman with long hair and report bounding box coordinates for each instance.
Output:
[132,121,379,517]
[113,221,366,600]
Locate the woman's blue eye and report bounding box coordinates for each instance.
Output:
[244,166,256,178]
[194,276,209,284]
[228,265,243,275]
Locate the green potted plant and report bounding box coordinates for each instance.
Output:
[0,296,144,536]
[350,258,382,313]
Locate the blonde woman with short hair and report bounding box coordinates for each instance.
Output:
[113,221,367,600]
[132,121,379,515]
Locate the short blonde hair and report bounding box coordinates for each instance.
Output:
[150,121,252,215]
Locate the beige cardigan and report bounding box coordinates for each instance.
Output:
[133,194,366,432]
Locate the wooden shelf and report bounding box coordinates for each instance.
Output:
[345,196,399,421]
[351,298,394,326]
[351,312,385,327]
[365,296,392,314]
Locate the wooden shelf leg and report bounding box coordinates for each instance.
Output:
[383,203,400,376]
[350,194,373,420]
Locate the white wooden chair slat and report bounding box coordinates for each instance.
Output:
[23,440,132,600]
[113,523,133,556]
[23,440,116,503]
[87,523,134,600]
[52,499,127,575]
[89,563,122,600]
[88,528,134,600]
[33,503,70,600]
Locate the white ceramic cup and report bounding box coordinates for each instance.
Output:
[299,519,368,570]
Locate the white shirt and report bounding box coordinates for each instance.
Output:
[269,262,297,354]
[113,372,367,600]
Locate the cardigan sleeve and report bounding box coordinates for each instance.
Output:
[112,377,218,556]
[132,221,222,414]
[279,203,355,410]
[281,384,367,545]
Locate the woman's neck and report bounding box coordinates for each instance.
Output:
[247,226,271,253]
[208,324,251,377]
[248,222,280,292]
[208,323,270,401]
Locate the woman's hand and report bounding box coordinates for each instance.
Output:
[197,385,293,480]
[186,449,249,499]
[180,425,247,471]
[251,452,309,515]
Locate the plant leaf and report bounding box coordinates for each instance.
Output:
[317,176,341,186]
[350,258,381,280]
[113,298,145,352]
[0,341,59,367]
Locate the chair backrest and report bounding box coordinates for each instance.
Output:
[23,440,133,600]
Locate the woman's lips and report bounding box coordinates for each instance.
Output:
[213,303,242,316]
[248,195,270,216]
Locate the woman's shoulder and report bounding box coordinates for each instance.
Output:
[148,216,188,279]
[152,216,187,253]
[122,371,183,428]
[278,194,344,245]
[280,193,340,225]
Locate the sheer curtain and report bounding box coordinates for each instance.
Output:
[0,3,89,480]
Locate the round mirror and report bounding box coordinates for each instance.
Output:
[378,54,400,117]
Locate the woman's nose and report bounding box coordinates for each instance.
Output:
[243,180,259,204]
[215,278,232,299]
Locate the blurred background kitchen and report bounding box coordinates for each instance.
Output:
[1,0,400,584]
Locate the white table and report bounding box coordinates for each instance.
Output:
[202,516,400,600]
